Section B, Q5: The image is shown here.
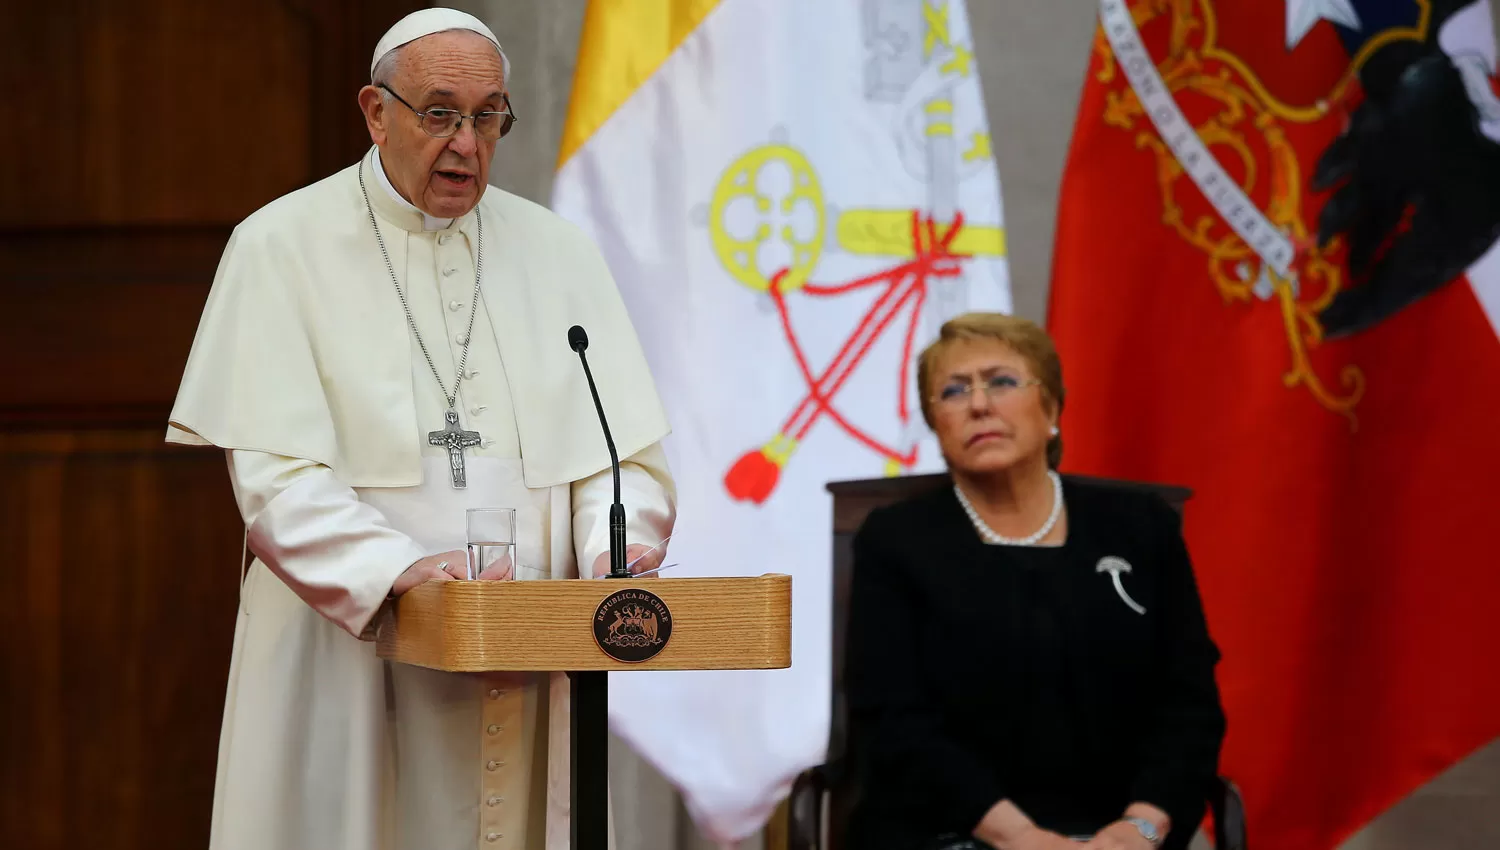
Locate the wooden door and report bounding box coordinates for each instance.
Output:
[0,2,425,847]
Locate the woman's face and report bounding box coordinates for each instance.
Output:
[929,339,1055,477]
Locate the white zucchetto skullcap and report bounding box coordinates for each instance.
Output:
[370,8,511,81]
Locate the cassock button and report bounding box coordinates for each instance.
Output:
[486,759,504,771]
[488,688,503,700]
[470,405,488,416]
[439,233,452,245]
[486,832,501,843]
[456,333,469,345]
[487,795,504,807]
[443,267,457,277]
[448,299,462,311]
[487,724,502,735]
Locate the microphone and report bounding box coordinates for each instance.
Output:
[568,325,629,579]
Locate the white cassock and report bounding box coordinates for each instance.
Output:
[167,146,675,850]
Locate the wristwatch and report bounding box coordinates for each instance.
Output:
[1122,816,1163,847]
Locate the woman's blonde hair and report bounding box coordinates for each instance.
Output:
[916,312,1066,469]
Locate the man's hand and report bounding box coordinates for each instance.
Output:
[1080,821,1153,850]
[591,543,665,578]
[389,549,467,597]
[474,553,514,581]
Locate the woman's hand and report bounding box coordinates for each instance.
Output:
[1004,825,1085,849]
[1081,820,1154,850]
[973,800,1077,850]
[1082,803,1169,849]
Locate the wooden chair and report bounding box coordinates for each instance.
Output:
[785,472,1247,850]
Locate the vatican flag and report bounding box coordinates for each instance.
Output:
[551,0,1011,840]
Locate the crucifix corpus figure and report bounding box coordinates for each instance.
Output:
[429,409,481,488]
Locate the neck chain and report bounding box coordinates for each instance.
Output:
[358,160,486,489]
[954,470,1064,546]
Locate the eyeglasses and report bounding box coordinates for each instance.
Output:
[379,84,517,141]
[932,375,1041,409]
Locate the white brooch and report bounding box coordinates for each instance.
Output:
[1096,556,1147,615]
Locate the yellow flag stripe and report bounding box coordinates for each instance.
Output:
[556,0,723,169]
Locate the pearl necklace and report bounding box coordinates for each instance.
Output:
[954,471,1064,546]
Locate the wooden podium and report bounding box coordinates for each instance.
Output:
[375,574,793,849]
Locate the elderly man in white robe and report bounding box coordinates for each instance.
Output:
[166,9,674,850]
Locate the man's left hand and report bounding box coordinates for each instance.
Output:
[592,543,664,578]
[1081,821,1154,850]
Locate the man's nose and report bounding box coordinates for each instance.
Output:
[447,121,478,157]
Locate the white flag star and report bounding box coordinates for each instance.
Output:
[1286,0,1363,51]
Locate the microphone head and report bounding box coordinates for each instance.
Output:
[568,325,589,353]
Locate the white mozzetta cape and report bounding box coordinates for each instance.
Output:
[167,151,670,489]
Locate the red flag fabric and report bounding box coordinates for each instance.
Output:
[1047,1,1500,847]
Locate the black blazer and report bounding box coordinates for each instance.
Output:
[843,476,1226,850]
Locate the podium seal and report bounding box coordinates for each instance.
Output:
[593,588,673,662]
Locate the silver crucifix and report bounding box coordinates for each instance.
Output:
[428,409,482,488]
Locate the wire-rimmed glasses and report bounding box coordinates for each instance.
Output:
[379,84,517,140]
[932,375,1042,411]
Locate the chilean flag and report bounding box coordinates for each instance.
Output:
[1048,1,1500,847]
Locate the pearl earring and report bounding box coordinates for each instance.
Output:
[1049,425,1060,437]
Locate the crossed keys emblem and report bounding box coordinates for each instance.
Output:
[707,144,1005,504]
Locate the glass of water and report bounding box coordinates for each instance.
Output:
[465,508,517,580]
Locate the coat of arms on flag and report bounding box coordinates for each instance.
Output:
[1091,0,1500,422]
[1050,2,1500,847]
[698,0,1011,504]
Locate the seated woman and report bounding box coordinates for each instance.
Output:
[844,313,1226,850]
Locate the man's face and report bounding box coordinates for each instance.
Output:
[359,31,506,219]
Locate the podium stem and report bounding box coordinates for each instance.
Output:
[569,670,608,849]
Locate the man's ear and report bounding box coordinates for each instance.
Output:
[357,86,388,146]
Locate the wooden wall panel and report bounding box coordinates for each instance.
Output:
[0,2,427,848]
[0,433,244,849]
[0,228,230,423]
[0,0,430,430]
[0,0,312,228]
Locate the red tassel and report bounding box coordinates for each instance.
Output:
[724,448,782,504]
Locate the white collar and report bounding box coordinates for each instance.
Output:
[371,147,456,232]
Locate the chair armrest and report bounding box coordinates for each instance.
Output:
[1210,776,1248,850]
[788,761,839,850]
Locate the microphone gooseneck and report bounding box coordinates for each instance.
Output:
[567,325,629,579]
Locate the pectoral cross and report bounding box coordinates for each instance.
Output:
[428,409,482,489]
